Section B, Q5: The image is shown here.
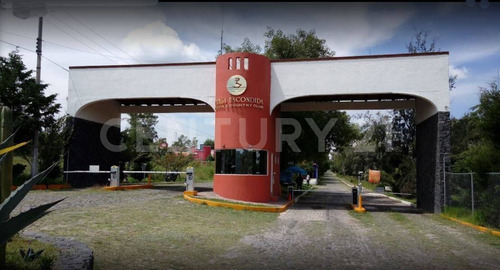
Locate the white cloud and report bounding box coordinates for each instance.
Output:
[449,65,469,80]
[450,42,500,65]
[319,3,416,56]
[122,21,206,62]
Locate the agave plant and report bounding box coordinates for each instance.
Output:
[19,247,44,262]
[0,134,65,246]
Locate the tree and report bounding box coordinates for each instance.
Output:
[264,27,335,59]
[475,80,500,148]
[454,80,500,172]
[218,37,262,56]
[120,113,158,176]
[203,138,215,149]
[171,134,191,153]
[451,80,500,227]
[406,29,457,91]
[154,137,194,175]
[0,51,61,176]
[191,137,198,149]
[253,27,353,176]
[450,113,480,159]
[38,115,72,182]
[280,110,359,176]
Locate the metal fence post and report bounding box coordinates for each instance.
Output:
[470,173,474,216]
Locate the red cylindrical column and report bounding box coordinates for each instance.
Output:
[214,53,280,202]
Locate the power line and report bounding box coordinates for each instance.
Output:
[48,11,126,64]
[57,7,142,64]
[158,114,214,139]
[0,39,68,72]
[0,30,35,41]
[0,29,163,63]
[45,17,118,64]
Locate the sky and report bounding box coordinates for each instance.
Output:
[1,1,499,145]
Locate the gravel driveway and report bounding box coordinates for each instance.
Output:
[213,172,500,270]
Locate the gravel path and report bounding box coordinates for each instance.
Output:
[212,172,500,270]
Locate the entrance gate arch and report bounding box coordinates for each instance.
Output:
[66,52,450,213]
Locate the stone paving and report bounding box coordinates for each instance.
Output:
[22,231,93,270]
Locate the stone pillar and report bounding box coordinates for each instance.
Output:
[416,111,450,213]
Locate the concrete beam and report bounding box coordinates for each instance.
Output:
[120,104,214,114]
[280,100,415,111]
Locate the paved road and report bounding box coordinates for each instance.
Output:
[214,171,500,270]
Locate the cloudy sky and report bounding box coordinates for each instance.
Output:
[1,2,499,145]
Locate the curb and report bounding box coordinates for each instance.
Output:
[11,184,72,191]
[294,188,311,203]
[183,193,294,213]
[104,184,153,191]
[441,214,500,237]
[337,177,354,188]
[378,193,417,208]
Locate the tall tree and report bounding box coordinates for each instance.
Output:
[264,27,335,59]
[0,51,61,176]
[203,138,215,149]
[121,113,158,176]
[475,80,500,148]
[218,37,262,56]
[262,28,353,175]
[171,134,191,153]
[38,115,72,181]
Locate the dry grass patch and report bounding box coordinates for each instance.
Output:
[24,193,278,270]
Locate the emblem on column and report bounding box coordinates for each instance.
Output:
[226,75,247,96]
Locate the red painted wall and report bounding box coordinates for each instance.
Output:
[214,53,280,202]
[192,145,212,161]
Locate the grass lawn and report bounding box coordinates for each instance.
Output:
[5,234,58,270]
[443,206,499,230]
[13,155,31,176]
[25,192,279,270]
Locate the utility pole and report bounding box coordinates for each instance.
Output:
[32,16,43,177]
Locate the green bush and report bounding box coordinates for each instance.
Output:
[191,161,214,181]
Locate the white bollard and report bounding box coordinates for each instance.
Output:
[185,167,194,191]
[110,165,120,187]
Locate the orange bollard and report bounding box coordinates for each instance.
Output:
[148,174,151,186]
[353,191,366,213]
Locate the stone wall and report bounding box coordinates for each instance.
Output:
[64,117,120,188]
[22,231,94,270]
[416,111,450,213]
